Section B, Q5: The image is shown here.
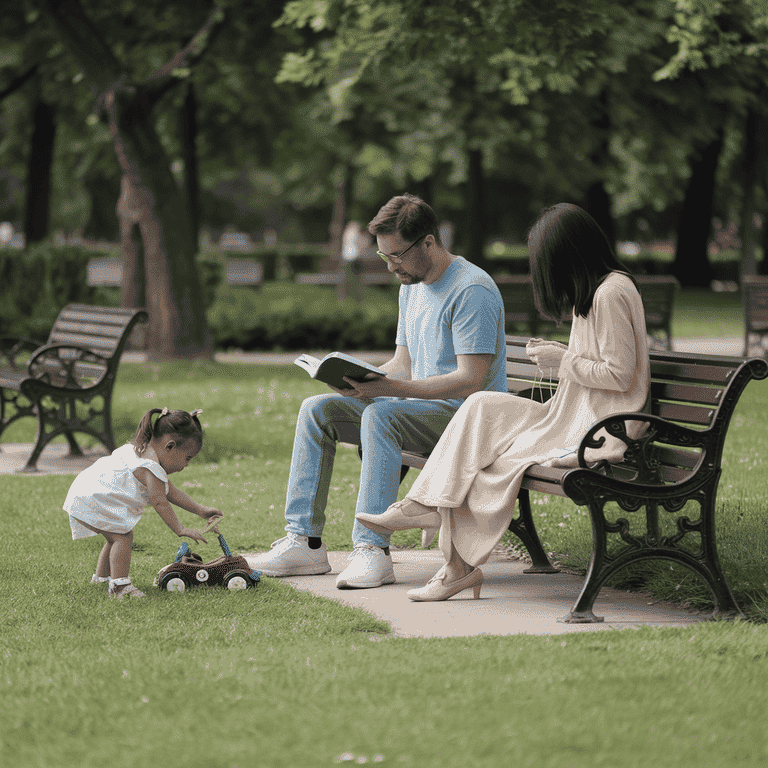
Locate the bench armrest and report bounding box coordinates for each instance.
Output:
[27,344,111,390]
[0,336,40,370]
[575,412,713,484]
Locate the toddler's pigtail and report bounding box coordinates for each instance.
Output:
[133,407,164,455]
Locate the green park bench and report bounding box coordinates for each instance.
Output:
[373,334,767,623]
[742,275,768,357]
[0,304,147,472]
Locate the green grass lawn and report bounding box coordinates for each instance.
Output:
[3,357,768,767]
[673,288,743,339]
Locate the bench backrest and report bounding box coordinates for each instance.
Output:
[494,274,678,342]
[635,275,679,334]
[47,304,148,361]
[742,275,768,330]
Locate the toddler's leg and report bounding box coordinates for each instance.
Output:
[93,540,112,581]
[104,531,145,599]
[107,530,133,579]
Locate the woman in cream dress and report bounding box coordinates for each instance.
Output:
[356,203,650,600]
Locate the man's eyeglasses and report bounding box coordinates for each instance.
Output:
[377,234,426,264]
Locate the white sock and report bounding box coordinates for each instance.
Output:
[91,574,110,583]
[109,577,132,587]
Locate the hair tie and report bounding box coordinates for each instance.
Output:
[190,409,203,418]
[160,407,169,417]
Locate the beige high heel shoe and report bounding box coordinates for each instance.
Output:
[406,565,483,602]
[356,499,440,547]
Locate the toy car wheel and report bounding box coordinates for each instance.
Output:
[160,571,189,592]
[224,571,252,590]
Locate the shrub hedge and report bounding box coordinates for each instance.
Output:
[1,241,744,351]
[0,242,398,351]
[208,282,399,351]
[0,243,117,339]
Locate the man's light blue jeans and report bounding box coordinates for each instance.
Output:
[284,394,460,548]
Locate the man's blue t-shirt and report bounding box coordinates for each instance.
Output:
[395,257,506,405]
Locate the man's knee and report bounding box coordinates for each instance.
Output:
[297,393,341,425]
[360,400,400,434]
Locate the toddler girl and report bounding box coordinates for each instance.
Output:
[64,407,223,599]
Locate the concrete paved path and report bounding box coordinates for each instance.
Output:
[252,549,704,638]
[0,443,109,475]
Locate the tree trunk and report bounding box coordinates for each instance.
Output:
[584,91,616,251]
[23,98,56,245]
[180,82,200,252]
[741,98,768,279]
[108,88,211,358]
[584,181,615,253]
[83,166,120,241]
[762,221,768,277]
[672,130,724,288]
[117,175,145,309]
[324,173,347,272]
[465,147,489,271]
[740,108,758,278]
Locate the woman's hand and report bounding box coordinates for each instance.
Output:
[526,341,566,370]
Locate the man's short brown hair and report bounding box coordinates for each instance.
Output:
[367,193,441,244]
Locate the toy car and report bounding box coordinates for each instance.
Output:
[157,531,261,592]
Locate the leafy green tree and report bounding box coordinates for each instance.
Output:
[275,0,622,269]
[651,0,768,284]
[35,0,228,358]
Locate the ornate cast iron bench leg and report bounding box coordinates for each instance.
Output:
[510,488,561,574]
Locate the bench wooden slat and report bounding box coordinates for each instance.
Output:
[60,303,142,319]
[653,401,716,427]
[47,331,120,351]
[650,359,738,386]
[650,381,723,407]
[654,446,702,469]
[52,320,126,340]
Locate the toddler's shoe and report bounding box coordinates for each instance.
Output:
[336,544,395,589]
[91,574,110,584]
[108,579,146,599]
[245,533,331,577]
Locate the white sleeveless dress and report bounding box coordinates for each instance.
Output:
[64,443,169,539]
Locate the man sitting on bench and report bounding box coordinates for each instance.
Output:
[247,193,507,589]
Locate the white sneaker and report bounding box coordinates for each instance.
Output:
[245,533,331,577]
[336,545,395,589]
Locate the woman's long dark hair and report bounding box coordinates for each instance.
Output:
[528,203,635,320]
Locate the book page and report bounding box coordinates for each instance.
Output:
[294,354,322,377]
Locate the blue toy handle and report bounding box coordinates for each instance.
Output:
[175,542,190,562]
[218,534,233,557]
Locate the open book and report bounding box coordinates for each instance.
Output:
[294,352,387,390]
